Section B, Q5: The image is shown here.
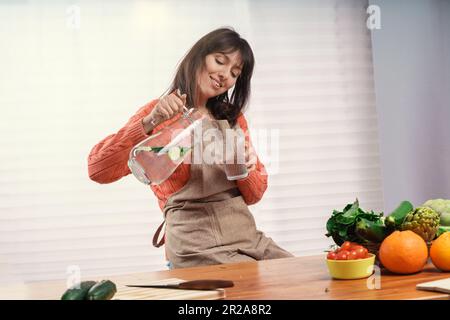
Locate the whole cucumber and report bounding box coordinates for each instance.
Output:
[61,281,97,300]
[355,218,389,243]
[436,226,450,238]
[440,213,450,226]
[385,201,414,229]
[87,280,117,300]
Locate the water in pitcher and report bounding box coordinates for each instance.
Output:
[128,107,206,185]
[132,133,192,185]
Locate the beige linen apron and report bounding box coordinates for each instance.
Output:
[153,118,293,269]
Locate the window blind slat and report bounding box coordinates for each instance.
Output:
[0,0,382,282]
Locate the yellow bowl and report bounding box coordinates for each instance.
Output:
[326,254,376,280]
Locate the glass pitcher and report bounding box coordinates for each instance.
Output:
[128,107,206,185]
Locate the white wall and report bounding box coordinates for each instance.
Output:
[369,0,450,212]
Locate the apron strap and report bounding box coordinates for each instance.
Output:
[152,220,166,248]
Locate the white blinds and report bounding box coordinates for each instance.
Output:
[0,0,383,283]
[246,0,383,256]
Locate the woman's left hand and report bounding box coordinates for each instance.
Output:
[244,140,258,172]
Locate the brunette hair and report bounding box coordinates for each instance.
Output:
[167,27,255,127]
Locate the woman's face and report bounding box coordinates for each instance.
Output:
[196,50,243,104]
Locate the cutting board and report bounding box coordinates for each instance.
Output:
[114,278,226,300]
[416,277,450,294]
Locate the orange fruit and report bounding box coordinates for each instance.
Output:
[430,232,450,271]
[379,230,428,274]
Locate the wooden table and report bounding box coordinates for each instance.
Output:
[2,256,449,300]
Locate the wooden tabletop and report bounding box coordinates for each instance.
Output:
[2,255,450,300]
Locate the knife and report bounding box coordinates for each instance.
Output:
[126,279,234,291]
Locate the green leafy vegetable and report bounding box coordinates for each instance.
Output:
[325,199,386,245]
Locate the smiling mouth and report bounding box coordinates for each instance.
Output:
[210,76,222,89]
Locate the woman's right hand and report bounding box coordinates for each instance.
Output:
[142,89,187,133]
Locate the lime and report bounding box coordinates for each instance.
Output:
[168,146,181,161]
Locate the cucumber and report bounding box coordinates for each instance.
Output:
[61,281,97,300]
[441,213,450,226]
[436,226,450,238]
[87,280,117,300]
[355,218,390,243]
[385,201,414,229]
[136,146,153,152]
[168,146,182,161]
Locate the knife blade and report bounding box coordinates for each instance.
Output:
[126,279,234,291]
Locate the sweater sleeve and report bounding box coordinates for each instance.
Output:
[235,113,269,205]
[87,100,159,184]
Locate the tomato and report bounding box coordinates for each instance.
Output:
[340,241,353,251]
[353,247,366,259]
[327,252,337,260]
[350,245,363,251]
[348,250,359,260]
[336,250,349,260]
[361,247,369,258]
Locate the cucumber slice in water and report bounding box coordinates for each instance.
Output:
[136,146,153,152]
[168,146,182,161]
[180,147,191,157]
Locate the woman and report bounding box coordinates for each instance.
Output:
[88,27,293,269]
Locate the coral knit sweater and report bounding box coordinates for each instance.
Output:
[87,100,268,210]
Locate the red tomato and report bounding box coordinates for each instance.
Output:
[350,245,364,251]
[336,250,349,260]
[361,247,369,258]
[327,252,337,260]
[340,241,352,251]
[348,250,359,260]
[354,248,366,259]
